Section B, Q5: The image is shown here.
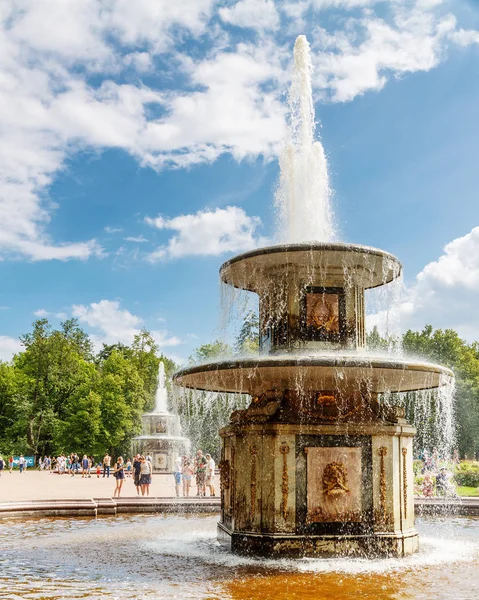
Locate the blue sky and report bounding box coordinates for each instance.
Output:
[1,0,479,362]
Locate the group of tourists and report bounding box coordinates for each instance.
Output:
[34,453,135,478]
[0,455,27,474]
[418,447,459,497]
[2,449,217,500]
[172,450,215,498]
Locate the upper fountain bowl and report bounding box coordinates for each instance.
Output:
[220,242,402,293]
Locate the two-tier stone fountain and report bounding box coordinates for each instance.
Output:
[133,362,190,472]
[174,36,453,557]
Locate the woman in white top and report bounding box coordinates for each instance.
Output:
[139,456,152,496]
[205,454,216,497]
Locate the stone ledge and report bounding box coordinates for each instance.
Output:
[0,497,221,519]
[415,497,479,516]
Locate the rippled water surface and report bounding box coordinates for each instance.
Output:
[0,514,478,599]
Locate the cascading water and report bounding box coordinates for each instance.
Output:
[276,35,335,244]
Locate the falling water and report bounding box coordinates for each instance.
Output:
[154,361,169,413]
[275,35,335,243]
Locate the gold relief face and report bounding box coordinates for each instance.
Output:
[306,447,363,523]
[322,462,350,497]
[306,293,339,333]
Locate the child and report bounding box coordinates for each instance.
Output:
[422,473,434,497]
[126,458,132,477]
[96,462,101,478]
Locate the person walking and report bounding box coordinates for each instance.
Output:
[81,455,89,478]
[205,453,216,497]
[133,454,142,495]
[103,453,111,478]
[139,456,152,496]
[195,450,207,497]
[126,458,132,478]
[0,455,4,477]
[18,455,26,474]
[8,456,13,473]
[173,455,182,498]
[113,457,125,497]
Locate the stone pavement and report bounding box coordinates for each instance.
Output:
[0,470,187,502]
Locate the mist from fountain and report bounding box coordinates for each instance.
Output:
[275,35,335,244]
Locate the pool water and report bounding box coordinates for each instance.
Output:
[0,514,478,599]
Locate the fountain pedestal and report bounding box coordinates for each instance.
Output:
[218,419,417,557]
[174,243,452,557]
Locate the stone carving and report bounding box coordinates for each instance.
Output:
[402,447,408,518]
[156,421,167,434]
[250,445,259,520]
[322,462,350,497]
[279,443,290,520]
[219,459,230,491]
[378,446,387,522]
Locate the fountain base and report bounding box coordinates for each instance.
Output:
[218,421,417,558]
[217,523,419,557]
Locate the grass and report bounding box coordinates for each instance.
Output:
[457,486,479,497]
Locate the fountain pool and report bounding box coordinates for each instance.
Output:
[1,513,478,599]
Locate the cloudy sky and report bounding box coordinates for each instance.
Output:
[1,0,479,362]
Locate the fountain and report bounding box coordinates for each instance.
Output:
[173,36,454,557]
[133,362,190,472]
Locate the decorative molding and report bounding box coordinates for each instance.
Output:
[402,447,408,519]
[249,445,259,520]
[279,443,290,520]
[378,446,387,522]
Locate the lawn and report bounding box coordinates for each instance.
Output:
[457,486,479,497]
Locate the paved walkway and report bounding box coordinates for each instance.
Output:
[0,471,191,502]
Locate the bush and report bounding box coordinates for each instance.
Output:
[454,461,479,487]
[413,460,423,475]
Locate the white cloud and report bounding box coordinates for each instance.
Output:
[33,309,71,320]
[123,52,153,72]
[311,2,461,102]
[105,226,124,234]
[219,0,280,31]
[145,206,265,261]
[368,227,479,343]
[0,336,22,362]
[124,235,148,243]
[72,299,182,349]
[1,0,478,263]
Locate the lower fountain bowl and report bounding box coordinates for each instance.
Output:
[173,353,453,395]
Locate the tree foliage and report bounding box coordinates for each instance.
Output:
[0,319,174,458]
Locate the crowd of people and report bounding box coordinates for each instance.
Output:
[0,455,28,474]
[1,449,216,499]
[417,447,459,497]
[172,450,216,498]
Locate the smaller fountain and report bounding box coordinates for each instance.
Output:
[132,362,190,472]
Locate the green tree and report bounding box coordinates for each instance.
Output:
[95,349,145,456]
[235,311,259,354]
